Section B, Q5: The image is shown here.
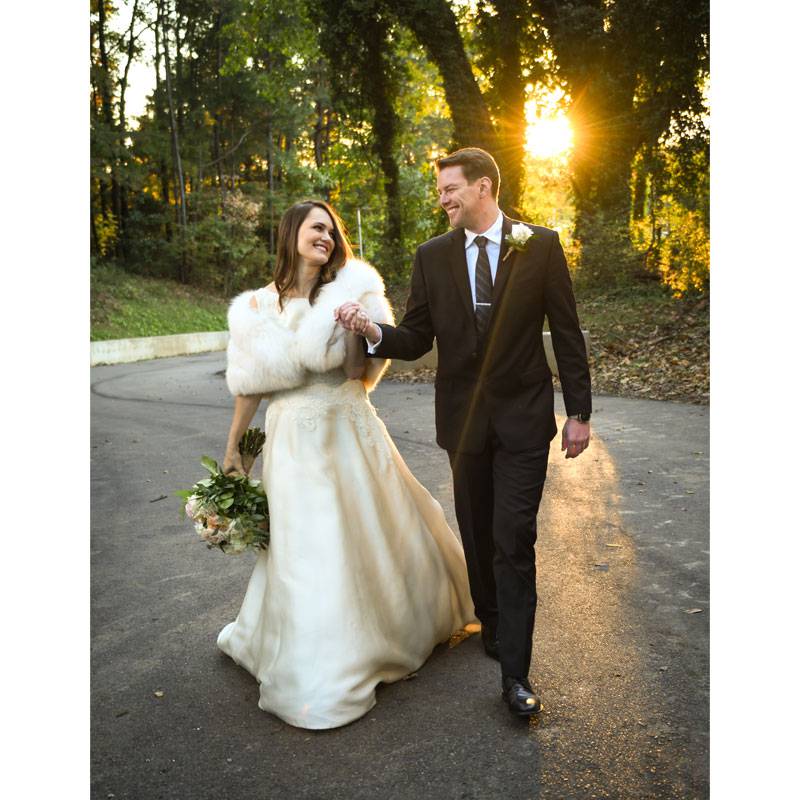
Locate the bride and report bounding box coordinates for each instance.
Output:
[217,199,475,729]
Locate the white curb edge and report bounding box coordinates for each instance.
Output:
[91,331,230,366]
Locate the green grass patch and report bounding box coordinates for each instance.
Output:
[91,263,230,341]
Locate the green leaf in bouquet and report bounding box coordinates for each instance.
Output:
[200,456,220,475]
[180,450,271,554]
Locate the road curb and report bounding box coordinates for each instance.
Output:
[90,331,229,366]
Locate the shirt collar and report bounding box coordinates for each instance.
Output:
[464,210,505,250]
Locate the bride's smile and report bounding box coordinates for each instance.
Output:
[296,207,335,267]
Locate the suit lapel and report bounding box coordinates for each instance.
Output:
[490,215,515,324]
[448,228,474,319]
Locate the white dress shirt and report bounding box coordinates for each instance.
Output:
[367,210,504,353]
[463,210,504,308]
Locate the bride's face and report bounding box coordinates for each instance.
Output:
[296,207,336,268]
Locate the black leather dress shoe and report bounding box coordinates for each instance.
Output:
[502,676,542,717]
[481,627,499,661]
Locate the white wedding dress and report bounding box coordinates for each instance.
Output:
[217,293,475,730]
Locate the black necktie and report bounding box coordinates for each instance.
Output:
[474,235,493,339]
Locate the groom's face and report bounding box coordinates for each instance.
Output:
[437,165,482,230]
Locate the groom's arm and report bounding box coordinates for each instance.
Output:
[542,231,592,417]
[369,248,435,362]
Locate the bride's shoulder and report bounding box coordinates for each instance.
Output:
[333,258,386,296]
[228,286,279,329]
[230,284,277,309]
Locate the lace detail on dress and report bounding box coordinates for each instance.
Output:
[266,372,391,467]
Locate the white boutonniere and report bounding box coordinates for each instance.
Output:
[503,223,538,261]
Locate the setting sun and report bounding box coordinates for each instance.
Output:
[525,113,574,160]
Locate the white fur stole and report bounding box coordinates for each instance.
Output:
[225,258,394,396]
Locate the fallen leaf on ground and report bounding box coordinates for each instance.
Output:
[463,622,481,634]
[684,608,703,614]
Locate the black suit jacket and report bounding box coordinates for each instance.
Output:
[373,215,591,453]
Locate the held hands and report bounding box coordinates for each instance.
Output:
[561,418,590,459]
[334,301,380,343]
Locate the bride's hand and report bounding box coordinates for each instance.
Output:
[335,301,366,332]
[222,451,247,476]
[335,302,378,342]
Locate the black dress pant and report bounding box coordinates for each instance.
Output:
[449,429,549,680]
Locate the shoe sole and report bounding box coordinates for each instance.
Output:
[508,703,542,717]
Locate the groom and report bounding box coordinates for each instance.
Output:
[336,147,591,717]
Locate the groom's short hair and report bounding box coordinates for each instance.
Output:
[436,147,500,200]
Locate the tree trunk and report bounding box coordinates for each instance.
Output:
[96,0,123,259]
[394,0,497,152]
[267,118,274,259]
[99,180,109,223]
[359,15,403,271]
[536,0,640,284]
[116,0,139,134]
[114,0,140,262]
[313,99,324,170]
[90,184,100,255]
[567,73,639,282]
[174,9,186,138]
[214,8,226,212]
[478,0,527,214]
[153,16,173,243]
[159,0,189,282]
[632,159,648,221]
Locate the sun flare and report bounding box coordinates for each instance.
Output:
[524,114,574,159]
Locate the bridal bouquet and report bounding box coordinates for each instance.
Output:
[176,428,270,554]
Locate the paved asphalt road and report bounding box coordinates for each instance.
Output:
[91,353,709,800]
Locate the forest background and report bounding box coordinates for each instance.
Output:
[90,0,710,403]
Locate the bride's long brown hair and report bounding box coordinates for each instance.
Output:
[273,200,353,310]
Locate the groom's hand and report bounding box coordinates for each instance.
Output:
[561,418,590,459]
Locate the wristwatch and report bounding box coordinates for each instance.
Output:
[568,412,591,423]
